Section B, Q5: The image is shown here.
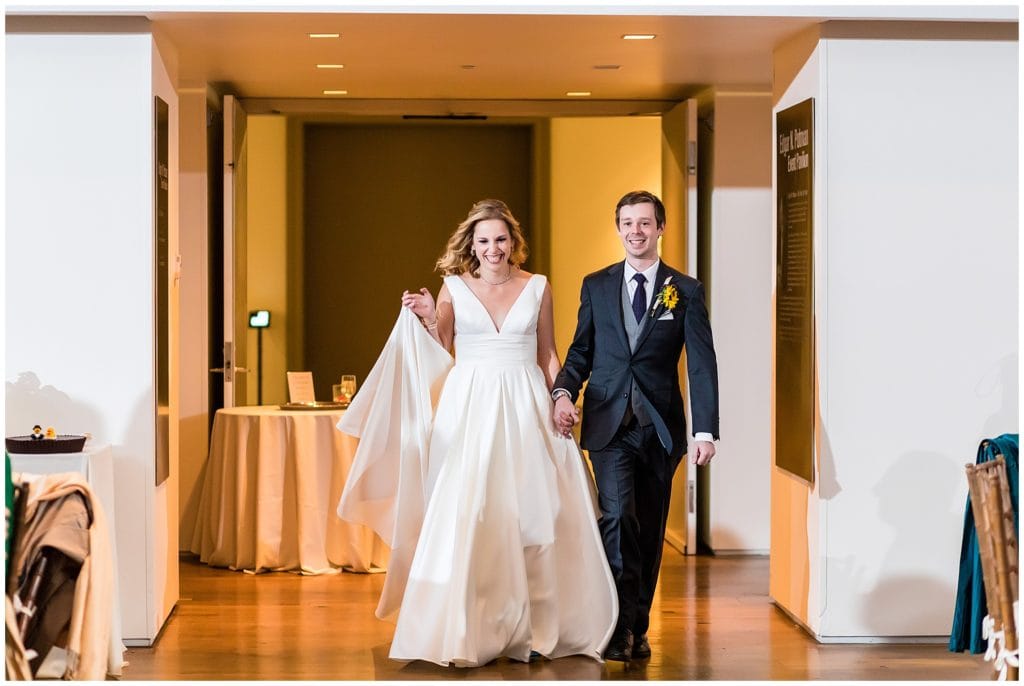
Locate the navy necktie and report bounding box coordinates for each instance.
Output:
[631,273,647,324]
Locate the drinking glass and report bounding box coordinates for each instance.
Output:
[339,375,357,405]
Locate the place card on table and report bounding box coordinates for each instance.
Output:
[286,371,316,403]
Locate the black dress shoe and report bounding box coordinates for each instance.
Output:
[603,628,633,662]
[632,635,651,659]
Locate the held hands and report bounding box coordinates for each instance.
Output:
[402,288,436,325]
[691,440,716,466]
[553,396,580,438]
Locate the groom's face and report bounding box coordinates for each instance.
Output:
[616,202,663,261]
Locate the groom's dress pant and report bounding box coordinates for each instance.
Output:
[589,415,678,638]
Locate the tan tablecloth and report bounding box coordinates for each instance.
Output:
[190,406,388,574]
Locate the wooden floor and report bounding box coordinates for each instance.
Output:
[124,551,990,680]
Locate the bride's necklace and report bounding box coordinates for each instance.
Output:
[479,266,514,286]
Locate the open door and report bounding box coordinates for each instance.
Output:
[661,98,699,554]
[212,94,249,407]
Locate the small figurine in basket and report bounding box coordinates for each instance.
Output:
[44,427,57,440]
[30,425,43,440]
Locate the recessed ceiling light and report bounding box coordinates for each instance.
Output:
[594,64,621,70]
[316,64,345,69]
[309,33,340,39]
[566,91,592,97]
[323,89,349,95]
[622,34,656,40]
[460,64,476,70]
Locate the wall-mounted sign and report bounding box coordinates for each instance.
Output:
[775,98,815,484]
[155,95,170,487]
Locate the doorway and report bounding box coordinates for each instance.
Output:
[187,111,700,558]
[301,122,535,399]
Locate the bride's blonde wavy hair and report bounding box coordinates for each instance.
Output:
[436,199,529,276]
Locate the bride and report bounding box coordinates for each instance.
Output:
[337,199,616,667]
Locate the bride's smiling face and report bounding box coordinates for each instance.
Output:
[472,219,512,270]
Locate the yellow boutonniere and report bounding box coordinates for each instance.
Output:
[650,279,681,317]
[658,284,680,310]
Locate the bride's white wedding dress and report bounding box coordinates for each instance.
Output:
[337,273,616,667]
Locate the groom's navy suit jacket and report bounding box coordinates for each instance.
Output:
[554,260,719,461]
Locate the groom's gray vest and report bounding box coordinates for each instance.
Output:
[621,278,652,427]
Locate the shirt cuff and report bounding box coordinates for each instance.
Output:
[552,388,571,401]
[694,432,715,443]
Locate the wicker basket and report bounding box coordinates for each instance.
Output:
[5,435,87,454]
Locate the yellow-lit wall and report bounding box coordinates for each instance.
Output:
[549,116,689,550]
[245,115,290,405]
[549,117,662,355]
[769,467,810,624]
[658,102,692,554]
[177,88,212,551]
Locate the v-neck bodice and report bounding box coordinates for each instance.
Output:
[445,274,544,366]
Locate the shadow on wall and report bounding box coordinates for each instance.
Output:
[6,371,106,440]
[122,389,157,484]
[816,427,843,501]
[851,450,960,636]
[979,353,1019,438]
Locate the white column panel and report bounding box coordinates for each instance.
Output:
[819,38,1018,638]
[5,31,161,642]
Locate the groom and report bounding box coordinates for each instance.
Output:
[552,190,719,662]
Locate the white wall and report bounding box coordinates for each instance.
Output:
[771,32,1018,638]
[6,26,180,643]
[707,92,773,553]
[817,37,1017,639]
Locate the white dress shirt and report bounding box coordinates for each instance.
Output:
[623,260,660,316]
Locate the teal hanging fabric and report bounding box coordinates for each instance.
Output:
[948,433,1018,653]
[5,451,13,563]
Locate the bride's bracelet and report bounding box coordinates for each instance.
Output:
[423,317,438,331]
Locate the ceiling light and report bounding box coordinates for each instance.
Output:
[323,89,349,95]
[308,33,340,39]
[622,34,656,40]
[566,91,592,97]
[460,64,476,70]
[316,64,345,69]
[594,64,621,70]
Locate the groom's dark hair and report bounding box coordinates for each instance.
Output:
[615,190,666,229]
